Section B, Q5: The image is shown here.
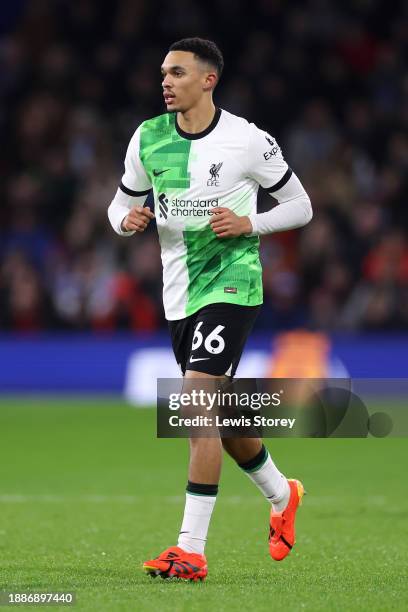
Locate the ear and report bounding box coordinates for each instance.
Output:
[202,72,218,92]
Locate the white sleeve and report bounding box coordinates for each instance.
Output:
[120,125,152,195]
[247,123,291,190]
[107,125,152,236]
[248,172,313,236]
[107,188,150,236]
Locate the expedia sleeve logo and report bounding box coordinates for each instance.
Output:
[263,134,280,160]
[157,193,219,221]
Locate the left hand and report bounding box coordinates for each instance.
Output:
[209,207,252,238]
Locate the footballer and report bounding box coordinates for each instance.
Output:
[108,38,312,581]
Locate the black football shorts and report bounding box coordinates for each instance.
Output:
[168,302,261,377]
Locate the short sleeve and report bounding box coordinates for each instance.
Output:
[120,126,152,196]
[247,123,292,192]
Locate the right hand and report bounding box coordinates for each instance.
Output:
[121,206,155,232]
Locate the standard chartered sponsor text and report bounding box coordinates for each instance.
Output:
[170,197,219,216]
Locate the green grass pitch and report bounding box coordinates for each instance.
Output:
[0,398,407,611]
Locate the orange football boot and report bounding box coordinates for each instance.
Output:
[143,546,208,581]
[269,479,305,561]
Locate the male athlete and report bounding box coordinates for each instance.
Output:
[108,38,312,581]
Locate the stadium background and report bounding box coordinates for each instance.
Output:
[1,1,407,610]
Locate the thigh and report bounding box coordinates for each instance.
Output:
[185,303,260,377]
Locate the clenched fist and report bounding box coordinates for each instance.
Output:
[121,206,155,232]
[209,207,252,238]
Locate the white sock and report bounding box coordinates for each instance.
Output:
[177,492,217,555]
[240,446,290,513]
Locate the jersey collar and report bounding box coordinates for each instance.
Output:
[175,108,222,140]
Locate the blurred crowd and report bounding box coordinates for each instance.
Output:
[1,0,407,333]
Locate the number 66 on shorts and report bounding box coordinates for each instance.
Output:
[169,302,260,377]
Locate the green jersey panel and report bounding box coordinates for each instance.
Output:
[183,226,262,316]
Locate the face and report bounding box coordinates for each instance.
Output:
[161,50,217,112]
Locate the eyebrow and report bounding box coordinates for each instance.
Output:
[161,65,186,74]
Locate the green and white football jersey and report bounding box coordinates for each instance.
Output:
[120,108,291,321]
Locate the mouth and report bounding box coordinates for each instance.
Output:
[163,92,176,104]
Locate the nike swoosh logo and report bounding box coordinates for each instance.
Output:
[153,169,170,176]
[189,356,210,363]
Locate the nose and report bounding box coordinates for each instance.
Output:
[162,74,172,89]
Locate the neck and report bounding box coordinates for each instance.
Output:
[177,98,216,134]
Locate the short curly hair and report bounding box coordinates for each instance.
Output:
[169,37,224,79]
